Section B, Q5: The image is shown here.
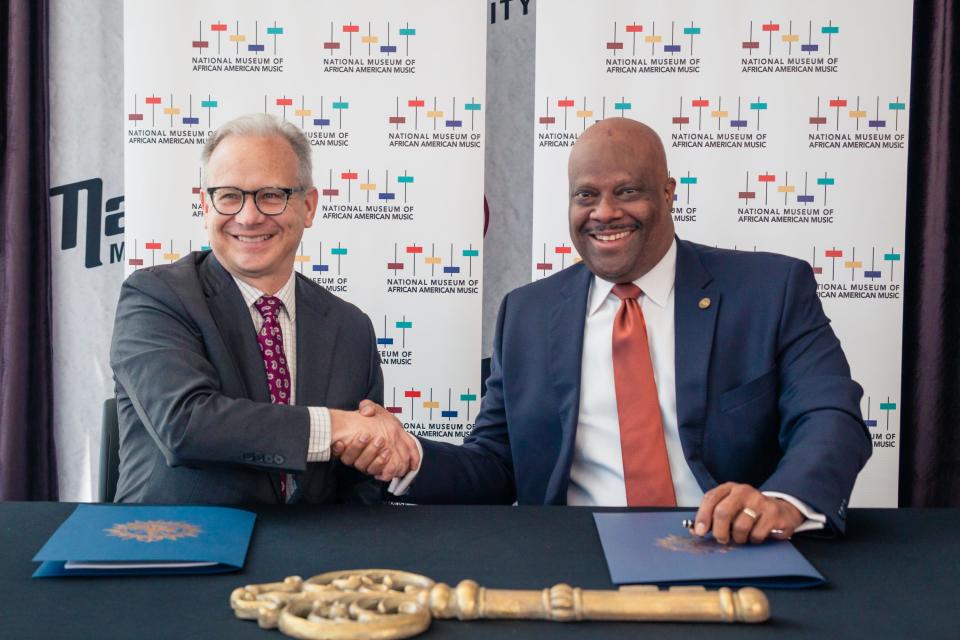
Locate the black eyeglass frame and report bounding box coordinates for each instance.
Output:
[205,186,307,216]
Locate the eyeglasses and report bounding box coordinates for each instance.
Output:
[205,186,306,216]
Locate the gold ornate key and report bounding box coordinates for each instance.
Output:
[231,569,770,639]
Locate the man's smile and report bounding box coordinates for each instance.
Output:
[584,223,641,245]
[229,232,276,244]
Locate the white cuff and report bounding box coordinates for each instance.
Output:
[763,491,826,533]
[306,407,331,462]
[388,434,423,496]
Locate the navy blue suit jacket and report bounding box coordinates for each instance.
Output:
[407,239,872,532]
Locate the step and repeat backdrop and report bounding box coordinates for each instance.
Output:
[123,0,487,443]
[533,0,912,506]
[52,2,908,505]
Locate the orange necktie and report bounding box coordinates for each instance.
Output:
[611,283,676,507]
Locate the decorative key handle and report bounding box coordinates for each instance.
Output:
[231,569,770,639]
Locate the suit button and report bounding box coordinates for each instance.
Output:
[275,455,285,465]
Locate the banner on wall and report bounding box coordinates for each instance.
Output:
[124,1,487,442]
[533,0,912,506]
[49,0,125,502]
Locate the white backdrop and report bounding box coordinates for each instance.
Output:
[123,0,487,442]
[49,2,907,506]
[533,0,912,506]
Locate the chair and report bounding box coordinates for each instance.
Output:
[99,398,120,502]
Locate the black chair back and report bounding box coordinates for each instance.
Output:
[99,398,120,502]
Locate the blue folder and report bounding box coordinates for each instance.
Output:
[594,511,825,589]
[32,505,256,578]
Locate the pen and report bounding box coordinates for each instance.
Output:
[682,519,785,537]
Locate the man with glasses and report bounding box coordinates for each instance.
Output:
[110,113,419,504]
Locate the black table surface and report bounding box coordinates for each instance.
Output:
[2,503,957,639]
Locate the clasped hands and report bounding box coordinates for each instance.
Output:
[329,400,420,482]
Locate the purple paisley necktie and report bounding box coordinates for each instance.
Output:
[254,296,291,405]
[254,295,293,500]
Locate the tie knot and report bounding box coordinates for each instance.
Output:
[612,283,642,301]
[254,295,282,319]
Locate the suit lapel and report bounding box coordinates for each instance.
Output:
[199,253,270,403]
[294,276,337,408]
[199,253,282,502]
[546,265,591,503]
[673,239,719,489]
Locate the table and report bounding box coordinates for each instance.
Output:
[2,504,956,639]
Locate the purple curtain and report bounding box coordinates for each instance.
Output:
[900,0,960,506]
[0,0,57,500]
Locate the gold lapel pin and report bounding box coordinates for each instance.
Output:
[698,297,711,310]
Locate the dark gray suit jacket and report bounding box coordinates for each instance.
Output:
[110,251,384,504]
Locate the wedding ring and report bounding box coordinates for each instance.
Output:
[741,507,759,520]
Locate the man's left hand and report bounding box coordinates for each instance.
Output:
[691,482,805,544]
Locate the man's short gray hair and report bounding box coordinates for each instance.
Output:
[201,113,313,187]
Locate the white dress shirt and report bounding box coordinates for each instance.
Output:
[567,239,824,532]
[233,273,330,463]
[567,240,705,506]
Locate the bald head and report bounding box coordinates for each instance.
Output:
[569,118,670,186]
[566,118,676,283]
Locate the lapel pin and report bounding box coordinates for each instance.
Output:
[698,297,711,310]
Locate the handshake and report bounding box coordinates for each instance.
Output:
[329,400,421,482]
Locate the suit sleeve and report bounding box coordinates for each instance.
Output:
[404,292,516,504]
[759,259,872,533]
[336,313,389,504]
[111,271,311,474]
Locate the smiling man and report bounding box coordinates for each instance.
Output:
[355,118,871,543]
[110,113,418,504]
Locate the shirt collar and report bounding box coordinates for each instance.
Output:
[232,271,297,321]
[587,238,677,316]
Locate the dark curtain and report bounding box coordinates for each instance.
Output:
[0,0,57,500]
[901,0,960,506]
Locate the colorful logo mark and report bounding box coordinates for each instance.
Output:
[388,243,425,276]
[672,171,698,206]
[863,395,897,429]
[536,243,576,277]
[674,96,768,131]
[387,243,479,278]
[605,20,701,56]
[128,93,219,128]
[389,97,482,131]
[809,96,907,132]
[306,241,349,276]
[127,239,207,269]
[385,387,478,421]
[538,96,637,131]
[323,21,416,56]
[320,169,415,204]
[738,171,835,206]
[812,246,901,281]
[267,95,350,129]
[742,19,838,56]
[377,315,414,349]
[192,20,283,55]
